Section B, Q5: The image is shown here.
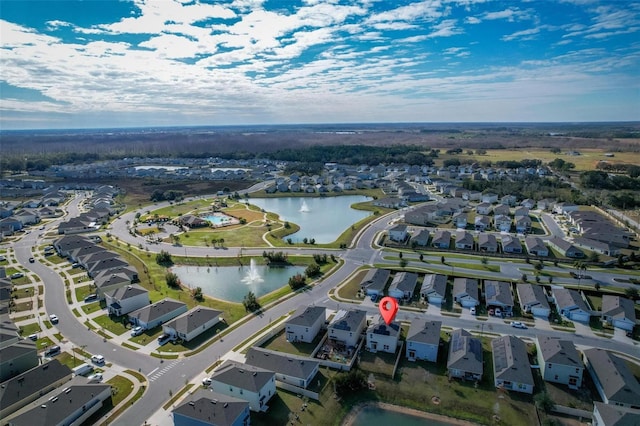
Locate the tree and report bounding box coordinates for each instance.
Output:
[419,254,424,262]
[398,252,403,259]
[305,263,321,277]
[624,287,639,301]
[242,291,260,312]
[191,286,204,301]
[288,273,307,290]
[521,274,528,282]
[534,262,543,272]
[218,238,224,248]
[156,250,173,266]
[587,252,600,263]
[334,370,366,397]
[399,258,408,269]
[166,272,180,288]
[481,257,488,265]
[534,392,554,413]
[441,256,445,264]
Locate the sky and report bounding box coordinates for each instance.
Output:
[1,0,639,129]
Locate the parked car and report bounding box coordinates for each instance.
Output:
[49,314,59,324]
[0,255,5,261]
[511,321,527,329]
[28,333,38,341]
[91,354,105,365]
[71,262,81,268]
[87,373,103,383]
[470,307,476,315]
[157,333,172,346]
[131,326,145,337]
[202,377,212,386]
[84,293,98,303]
[29,257,35,263]
[10,272,24,279]
[44,345,61,356]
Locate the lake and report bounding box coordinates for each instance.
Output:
[171,263,307,303]
[247,195,372,244]
[351,405,453,426]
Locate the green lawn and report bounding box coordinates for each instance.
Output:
[129,326,164,345]
[12,286,35,299]
[260,329,323,356]
[107,375,135,407]
[43,254,67,264]
[37,336,55,350]
[93,314,129,336]
[337,269,367,300]
[81,302,102,315]
[19,322,42,336]
[74,285,94,303]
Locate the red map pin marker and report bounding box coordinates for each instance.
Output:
[379,296,399,325]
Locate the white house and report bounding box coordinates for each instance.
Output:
[592,402,640,426]
[162,306,223,342]
[601,295,636,332]
[552,287,592,323]
[328,309,366,349]
[210,361,276,412]
[105,284,149,317]
[492,335,534,394]
[388,224,408,242]
[420,274,447,304]
[524,237,549,257]
[406,319,441,362]
[583,348,640,409]
[245,347,319,389]
[366,316,400,354]
[452,278,479,308]
[516,284,550,318]
[359,268,390,298]
[387,272,418,301]
[285,306,326,343]
[172,390,250,426]
[537,336,584,389]
[476,202,492,215]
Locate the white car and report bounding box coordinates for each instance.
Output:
[87,373,103,383]
[511,321,527,329]
[91,354,105,365]
[131,326,144,337]
[49,314,59,324]
[202,377,212,386]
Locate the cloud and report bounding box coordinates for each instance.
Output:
[502,27,540,41]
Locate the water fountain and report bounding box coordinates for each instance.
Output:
[299,200,311,213]
[241,258,264,284]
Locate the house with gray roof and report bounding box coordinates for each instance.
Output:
[516,284,550,318]
[76,249,118,269]
[484,281,514,314]
[447,329,483,381]
[525,237,548,257]
[172,389,250,426]
[492,335,534,394]
[94,270,136,299]
[328,309,366,348]
[494,214,512,232]
[209,361,276,412]
[53,235,94,257]
[387,272,418,301]
[359,268,390,298]
[431,230,451,249]
[493,204,510,216]
[552,287,592,323]
[105,284,149,316]
[163,306,223,342]
[420,274,447,304]
[0,339,37,382]
[548,236,584,258]
[366,316,400,354]
[514,215,532,233]
[285,306,326,343]
[573,237,621,257]
[128,298,188,330]
[478,233,497,253]
[452,278,479,308]
[592,401,640,426]
[501,235,523,254]
[536,336,583,389]
[583,348,640,409]
[246,347,319,389]
[5,383,112,426]
[454,230,474,250]
[86,256,129,278]
[388,224,408,242]
[476,202,492,215]
[406,319,441,362]
[0,359,72,419]
[410,229,430,247]
[474,215,491,231]
[601,295,636,332]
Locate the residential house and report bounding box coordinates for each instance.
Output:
[537,199,556,211]
[128,298,188,330]
[492,335,534,394]
[210,361,276,412]
[452,211,467,229]
[366,316,401,354]
[53,235,94,258]
[431,230,451,249]
[525,237,549,257]
[373,197,406,209]
[388,224,408,242]
[420,274,447,304]
[601,295,636,332]
[493,204,510,216]
[474,215,491,231]
[521,199,536,209]
[514,215,532,234]
[406,319,441,362]
[172,390,250,426]
[245,347,319,389]
[0,340,37,382]
[463,190,482,202]
[536,336,584,389]
[592,401,640,426]
[554,202,579,215]
[516,284,551,318]
[484,281,514,315]
[447,329,483,381]
[94,269,137,298]
[410,229,430,247]
[494,214,512,232]
[454,231,474,250]
[514,206,529,217]
[478,233,498,253]
[105,284,149,316]
[359,268,390,298]
[583,348,640,409]
[476,202,492,215]
[482,193,499,204]
[86,257,130,278]
[573,237,621,257]
[549,237,583,259]
[501,235,522,254]
[452,278,479,308]
[162,307,223,342]
[552,287,592,323]
[387,272,418,302]
[285,306,326,343]
[328,309,366,349]
[501,195,518,207]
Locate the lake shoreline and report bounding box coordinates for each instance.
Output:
[341,402,480,426]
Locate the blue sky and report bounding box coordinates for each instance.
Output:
[1,0,639,129]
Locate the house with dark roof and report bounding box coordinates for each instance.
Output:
[420,274,447,305]
[573,237,621,257]
[601,295,636,332]
[514,215,532,234]
[285,306,326,343]
[592,401,640,426]
[209,361,276,412]
[105,284,149,316]
[447,329,483,381]
[366,316,400,354]
[583,348,640,409]
[245,347,319,389]
[410,229,430,247]
[525,237,549,257]
[5,383,111,426]
[484,281,514,315]
[328,309,366,348]
[552,287,592,323]
[474,215,491,231]
[76,249,118,269]
[0,359,72,419]
[172,389,250,426]
[494,214,512,232]
[548,236,584,258]
[57,216,96,234]
[478,233,497,253]
[452,278,479,308]
[162,306,223,342]
[86,257,129,278]
[128,298,188,330]
[406,319,441,362]
[53,235,94,258]
[491,335,534,394]
[516,284,550,318]
[493,204,510,216]
[431,230,451,249]
[536,336,583,389]
[359,268,390,298]
[454,230,474,250]
[500,235,522,254]
[387,271,418,301]
[0,339,38,382]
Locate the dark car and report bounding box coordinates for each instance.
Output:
[29,257,35,263]
[44,345,61,356]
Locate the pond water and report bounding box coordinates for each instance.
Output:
[350,406,452,426]
[171,263,306,303]
[247,195,372,244]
